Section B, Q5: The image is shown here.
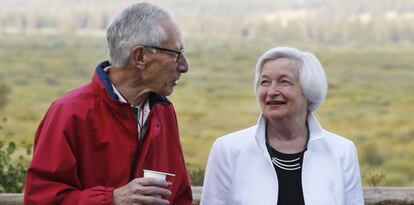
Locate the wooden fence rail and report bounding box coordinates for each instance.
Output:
[1,187,413,205]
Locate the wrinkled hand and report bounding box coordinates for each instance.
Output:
[113,177,171,205]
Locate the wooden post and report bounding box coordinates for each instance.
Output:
[0,193,23,205]
[364,187,414,205]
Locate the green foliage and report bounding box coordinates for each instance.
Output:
[0,118,32,193]
[0,83,10,111]
[0,140,31,193]
[187,165,205,186]
[360,142,385,167]
[363,168,386,187]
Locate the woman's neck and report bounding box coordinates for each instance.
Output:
[266,115,309,154]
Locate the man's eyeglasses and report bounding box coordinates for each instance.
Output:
[144,45,184,62]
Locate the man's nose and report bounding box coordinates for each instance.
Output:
[177,54,189,73]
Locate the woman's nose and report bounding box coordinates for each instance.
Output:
[267,82,280,97]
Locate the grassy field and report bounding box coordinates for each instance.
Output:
[0,34,413,186]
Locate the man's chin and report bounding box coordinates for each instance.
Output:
[160,87,174,96]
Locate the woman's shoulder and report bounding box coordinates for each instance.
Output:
[322,129,355,146]
[212,125,258,150]
[318,129,358,157]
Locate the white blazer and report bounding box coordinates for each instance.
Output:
[200,113,364,205]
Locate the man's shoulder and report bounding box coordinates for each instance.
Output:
[51,83,97,111]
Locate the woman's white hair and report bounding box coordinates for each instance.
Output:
[254,47,328,112]
[106,2,174,68]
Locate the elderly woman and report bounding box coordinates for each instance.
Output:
[200,47,364,205]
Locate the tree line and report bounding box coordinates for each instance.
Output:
[1,0,414,43]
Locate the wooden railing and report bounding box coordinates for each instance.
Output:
[1,187,413,205]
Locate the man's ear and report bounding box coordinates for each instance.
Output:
[131,46,146,69]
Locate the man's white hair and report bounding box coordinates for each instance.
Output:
[106,2,174,68]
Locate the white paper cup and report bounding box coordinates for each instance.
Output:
[143,169,175,180]
[143,169,175,199]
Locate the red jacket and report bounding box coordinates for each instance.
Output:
[24,61,193,205]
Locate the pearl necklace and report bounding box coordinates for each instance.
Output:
[266,123,309,171]
[270,153,302,171]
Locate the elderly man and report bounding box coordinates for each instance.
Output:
[24,2,192,205]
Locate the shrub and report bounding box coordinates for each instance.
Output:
[0,118,31,193]
[363,168,386,187]
[187,165,205,186]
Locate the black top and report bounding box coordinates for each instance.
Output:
[266,143,305,205]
